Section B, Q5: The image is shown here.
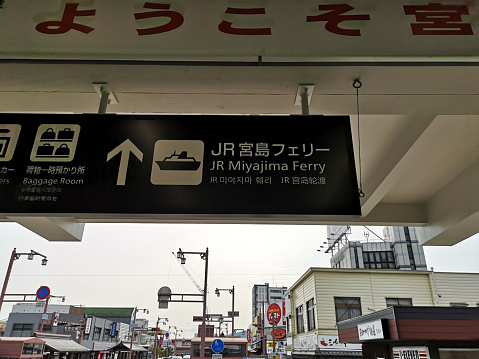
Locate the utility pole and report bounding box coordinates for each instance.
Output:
[252,301,266,356]
[272,311,276,355]
[232,286,235,336]
[262,309,266,356]
[39,295,51,333]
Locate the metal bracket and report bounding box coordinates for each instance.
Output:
[93,83,118,114]
[294,84,314,106]
[159,293,205,304]
[93,83,118,104]
[294,84,314,115]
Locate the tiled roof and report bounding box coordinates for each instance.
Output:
[83,307,135,317]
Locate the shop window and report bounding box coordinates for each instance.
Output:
[306,298,315,331]
[11,323,33,337]
[223,344,246,357]
[22,343,44,355]
[93,326,102,340]
[192,344,211,358]
[295,305,305,333]
[33,344,44,354]
[22,343,34,354]
[386,298,412,307]
[334,297,361,322]
[103,328,111,341]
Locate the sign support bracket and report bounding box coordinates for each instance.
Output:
[93,83,118,114]
[295,84,314,116]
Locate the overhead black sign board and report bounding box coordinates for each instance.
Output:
[0,114,360,216]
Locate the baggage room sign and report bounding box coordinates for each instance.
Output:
[0,114,361,217]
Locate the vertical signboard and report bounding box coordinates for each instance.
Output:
[111,322,117,337]
[52,313,59,327]
[0,114,360,217]
[84,317,92,335]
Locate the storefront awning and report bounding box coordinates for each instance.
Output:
[43,338,90,352]
[106,341,148,352]
[93,342,117,352]
[123,343,148,352]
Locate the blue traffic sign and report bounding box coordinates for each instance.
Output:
[211,339,224,353]
[165,332,169,337]
[36,286,50,300]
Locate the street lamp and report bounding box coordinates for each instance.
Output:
[128,307,149,359]
[132,307,149,336]
[169,326,182,355]
[0,248,48,313]
[215,286,235,336]
[168,325,176,357]
[176,248,209,359]
[157,317,168,327]
[153,317,168,359]
[132,308,149,335]
[153,319,167,359]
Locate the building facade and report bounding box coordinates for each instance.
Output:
[287,268,479,359]
[2,304,156,359]
[337,306,479,359]
[328,226,427,271]
[251,283,288,355]
[3,305,135,344]
[251,283,288,321]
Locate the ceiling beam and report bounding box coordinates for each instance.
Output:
[7,217,85,242]
[417,157,479,246]
[360,115,436,217]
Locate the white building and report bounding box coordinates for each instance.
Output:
[287,268,479,359]
[251,283,288,321]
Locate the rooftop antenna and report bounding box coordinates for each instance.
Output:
[364,231,370,242]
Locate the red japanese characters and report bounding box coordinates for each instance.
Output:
[34,2,475,37]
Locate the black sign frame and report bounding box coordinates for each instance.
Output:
[0,114,361,217]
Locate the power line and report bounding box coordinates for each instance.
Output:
[4,273,302,277]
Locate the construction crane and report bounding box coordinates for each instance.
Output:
[172,252,204,294]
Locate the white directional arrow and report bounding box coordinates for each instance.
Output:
[106,139,143,185]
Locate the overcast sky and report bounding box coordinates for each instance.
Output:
[1,222,479,338]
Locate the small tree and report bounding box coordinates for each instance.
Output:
[158,346,173,357]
